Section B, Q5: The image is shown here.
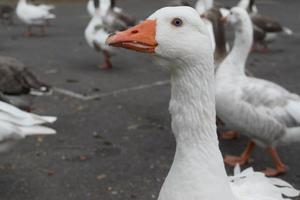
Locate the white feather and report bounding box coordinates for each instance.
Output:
[16,0,56,25]
[0,100,57,152]
[283,27,293,35]
[229,168,300,200]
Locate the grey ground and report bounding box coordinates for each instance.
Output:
[0,0,299,199]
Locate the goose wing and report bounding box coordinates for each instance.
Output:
[251,15,283,33]
[217,77,300,144]
[241,77,300,127]
[0,101,57,126]
[20,4,55,21]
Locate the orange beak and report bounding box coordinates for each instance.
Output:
[106,20,158,53]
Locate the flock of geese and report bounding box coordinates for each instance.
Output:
[0,0,299,199]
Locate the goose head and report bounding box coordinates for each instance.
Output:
[106,6,213,66]
[223,7,251,29]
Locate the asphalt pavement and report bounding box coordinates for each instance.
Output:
[0,0,299,199]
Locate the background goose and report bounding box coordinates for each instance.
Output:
[0,56,50,96]
[87,0,123,18]
[237,0,257,14]
[0,100,56,152]
[106,6,299,200]
[85,0,113,69]
[238,0,293,52]
[16,0,56,36]
[0,4,14,25]
[201,7,227,69]
[101,0,136,32]
[0,56,50,111]
[216,7,300,177]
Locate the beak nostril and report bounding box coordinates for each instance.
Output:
[131,30,139,34]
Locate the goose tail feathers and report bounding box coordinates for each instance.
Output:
[229,167,300,199]
[283,27,293,35]
[38,116,57,123]
[19,125,57,137]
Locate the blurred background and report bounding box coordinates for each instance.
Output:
[0,0,299,199]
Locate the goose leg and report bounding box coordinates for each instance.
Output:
[26,26,33,37]
[99,50,112,70]
[224,141,255,166]
[221,131,239,140]
[262,147,287,177]
[251,42,258,52]
[261,43,269,53]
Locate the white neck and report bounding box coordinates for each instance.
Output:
[217,19,253,77]
[100,0,111,16]
[237,0,249,10]
[158,55,234,200]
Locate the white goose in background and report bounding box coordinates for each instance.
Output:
[216,7,300,176]
[0,100,56,152]
[101,0,136,32]
[37,4,55,12]
[106,6,299,200]
[85,0,113,69]
[16,0,56,36]
[238,0,293,52]
[237,0,258,14]
[87,0,122,17]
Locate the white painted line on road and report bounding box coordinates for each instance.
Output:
[53,87,87,100]
[54,80,170,101]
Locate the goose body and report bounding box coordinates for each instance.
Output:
[216,7,300,176]
[106,6,299,200]
[0,100,56,152]
[0,56,50,96]
[16,0,55,36]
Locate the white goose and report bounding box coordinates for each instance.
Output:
[216,7,300,176]
[237,0,258,14]
[85,0,113,69]
[0,100,56,152]
[16,0,56,36]
[106,6,299,200]
[87,0,122,17]
[37,3,55,12]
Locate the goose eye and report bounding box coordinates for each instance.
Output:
[171,18,183,27]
